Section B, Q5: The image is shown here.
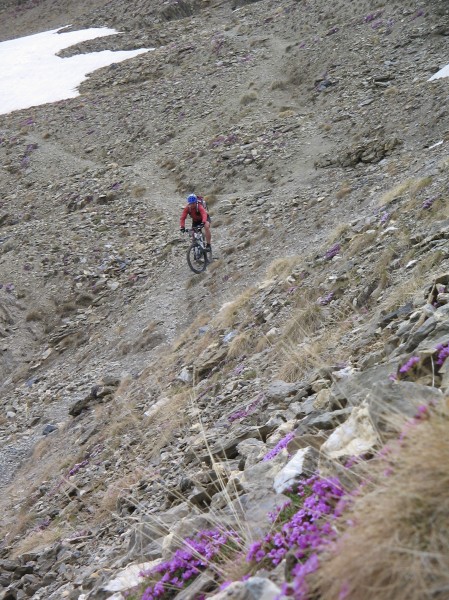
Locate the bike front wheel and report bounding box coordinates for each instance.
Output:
[187,243,208,274]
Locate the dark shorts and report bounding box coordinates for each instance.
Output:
[193,215,211,226]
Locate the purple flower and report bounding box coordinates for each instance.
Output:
[68,459,89,476]
[138,529,240,599]
[412,8,425,19]
[263,432,295,461]
[380,211,390,224]
[317,291,334,305]
[363,11,382,23]
[436,343,449,366]
[228,394,263,422]
[398,355,420,374]
[324,243,341,260]
[247,474,345,597]
[422,196,437,209]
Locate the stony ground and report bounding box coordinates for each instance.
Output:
[1,0,449,598]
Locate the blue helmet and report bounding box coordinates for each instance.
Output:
[187,194,197,204]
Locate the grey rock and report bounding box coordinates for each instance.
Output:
[208,576,281,599]
[173,571,216,600]
[42,424,58,435]
[127,503,191,560]
[265,380,304,402]
[236,438,266,467]
[330,363,400,406]
[403,316,437,352]
[177,367,192,383]
[205,424,277,462]
[378,302,414,328]
[306,407,353,430]
[366,381,442,436]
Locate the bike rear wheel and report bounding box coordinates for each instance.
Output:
[187,243,208,274]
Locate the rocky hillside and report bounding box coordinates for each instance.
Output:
[1,0,449,598]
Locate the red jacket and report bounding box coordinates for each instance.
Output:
[180,203,208,227]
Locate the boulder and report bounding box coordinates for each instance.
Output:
[172,571,216,599]
[208,577,281,599]
[236,438,266,468]
[127,503,191,560]
[265,380,305,402]
[194,347,228,379]
[204,424,277,462]
[330,363,400,406]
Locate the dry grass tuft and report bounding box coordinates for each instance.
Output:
[132,185,147,198]
[12,526,62,558]
[408,176,433,200]
[270,80,288,91]
[118,321,162,355]
[240,91,258,106]
[281,301,323,344]
[173,314,211,351]
[266,256,302,279]
[328,222,351,244]
[378,180,413,207]
[379,176,433,208]
[25,308,45,322]
[336,182,352,199]
[96,473,144,518]
[347,230,378,258]
[217,288,257,328]
[277,339,324,382]
[227,331,253,359]
[312,399,449,600]
[381,273,426,312]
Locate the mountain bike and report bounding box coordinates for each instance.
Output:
[185,225,212,274]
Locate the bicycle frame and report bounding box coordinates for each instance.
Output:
[188,226,206,248]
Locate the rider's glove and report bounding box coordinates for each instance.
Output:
[180,227,185,233]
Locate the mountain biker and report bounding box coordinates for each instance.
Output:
[180,194,212,250]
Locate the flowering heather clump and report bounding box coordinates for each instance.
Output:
[324,244,340,260]
[363,11,383,23]
[262,431,295,461]
[398,355,420,374]
[412,8,425,19]
[228,394,263,422]
[137,529,240,600]
[68,459,89,476]
[317,292,334,306]
[247,475,345,599]
[422,196,437,209]
[436,343,449,366]
[380,211,390,225]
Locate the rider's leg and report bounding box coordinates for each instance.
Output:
[204,221,211,245]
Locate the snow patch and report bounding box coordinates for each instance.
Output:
[429,64,449,81]
[0,27,152,115]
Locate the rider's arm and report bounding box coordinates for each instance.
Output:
[180,206,189,228]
